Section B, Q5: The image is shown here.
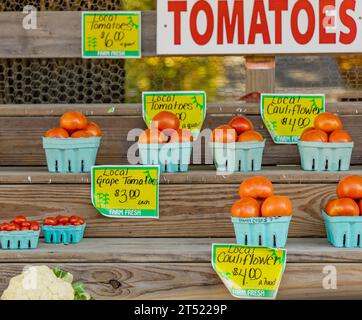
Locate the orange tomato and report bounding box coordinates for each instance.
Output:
[44,127,69,138]
[169,129,193,143]
[230,197,261,218]
[325,198,360,216]
[151,111,180,136]
[314,112,343,133]
[84,121,102,137]
[261,196,293,217]
[301,127,315,135]
[210,125,237,143]
[228,116,254,135]
[138,129,168,144]
[337,175,362,199]
[60,112,88,132]
[71,130,93,138]
[300,128,328,142]
[359,200,362,215]
[239,176,274,199]
[238,130,264,142]
[329,129,352,143]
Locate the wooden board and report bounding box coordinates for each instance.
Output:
[0,262,360,299]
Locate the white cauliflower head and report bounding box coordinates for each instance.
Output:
[1,265,74,300]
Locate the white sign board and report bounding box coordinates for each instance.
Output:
[157,0,361,55]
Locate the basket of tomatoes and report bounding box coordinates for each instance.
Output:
[298,112,354,171]
[42,215,86,244]
[0,216,40,250]
[323,176,362,248]
[138,111,193,173]
[43,112,102,173]
[209,116,265,172]
[230,177,293,248]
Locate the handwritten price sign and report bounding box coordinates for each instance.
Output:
[142,91,207,138]
[212,244,286,299]
[82,12,141,58]
[91,165,159,218]
[261,94,325,144]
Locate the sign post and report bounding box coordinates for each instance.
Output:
[91,165,160,219]
[261,94,325,144]
[212,244,287,300]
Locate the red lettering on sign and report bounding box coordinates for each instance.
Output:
[291,0,315,44]
[269,0,288,44]
[217,0,244,44]
[190,0,214,45]
[248,0,271,44]
[168,0,187,45]
[339,0,357,44]
[319,0,336,44]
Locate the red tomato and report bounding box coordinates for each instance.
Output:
[210,125,237,143]
[21,226,30,231]
[14,216,27,224]
[337,176,362,199]
[301,127,315,135]
[21,222,31,228]
[71,130,93,138]
[151,112,180,136]
[78,218,85,225]
[230,197,261,218]
[300,129,328,142]
[84,121,102,137]
[261,196,293,217]
[57,216,70,224]
[30,222,40,231]
[238,130,264,142]
[228,116,254,135]
[44,217,57,226]
[0,223,9,231]
[169,129,193,143]
[314,112,343,133]
[138,129,168,144]
[325,198,360,216]
[239,176,274,199]
[329,130,352,143]
[44,127,69,138]
[60,112,88,132]
[6,224,16,231]
[73,222,81,226]
[69,216,79,224]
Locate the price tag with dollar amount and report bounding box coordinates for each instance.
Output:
[142,91,207,139]
[261,94,325,144]
[212,244,287,300]
[91,165,160,219]
[82,12,141,58]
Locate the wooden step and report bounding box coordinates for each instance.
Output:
[0,238,360,300]
[0,167,359,238]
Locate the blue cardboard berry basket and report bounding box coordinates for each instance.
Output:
[0,230,40,250]
[42,224,86,244]
[322,211,362,248]
[43,137,101,173]
[210,141,265,172]
[231,216,292,248]
[138,142,193,173]
[298,141,354,171]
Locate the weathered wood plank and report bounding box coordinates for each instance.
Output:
[0,114,361,166]
[0,183,335,237]
[0,238,360,263]
[0,263,360,299]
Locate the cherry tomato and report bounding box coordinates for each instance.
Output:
[6,224,16,231]
[239,176,274,199]
[261,196,293,217]
[0,223,9,231]
[229,116,254,135]
[325,198,360,216]
[73,222,81,226]
[230,197,261,218]
[78,218,85,225]
[314,112,343,133]
[44,217,57,226]
[69,216,79,224]
[21,222,31,228]
[58,216,70,224]
[14,216,27,224]
[337,176,362,200]
[30,222,40,231]
[21,226,30,231]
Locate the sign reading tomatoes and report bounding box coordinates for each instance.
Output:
[91,165,160,218]
[158,0,359,55]
[82,12,141,58]
[212,244,287,300]
[142,91,207,138]
[261,94,325,144]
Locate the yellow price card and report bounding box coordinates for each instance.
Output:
[212,244,287,300]
[261,94,325,144]
[82,12,141,58]
[142,91,207,138]
[91,165,159,218]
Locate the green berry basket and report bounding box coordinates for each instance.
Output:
[209,141,265,173]
[298,141,354,171]
[43,137,101,173]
